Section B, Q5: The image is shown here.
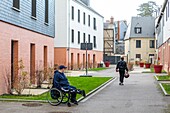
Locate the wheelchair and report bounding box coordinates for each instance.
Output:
[46,87,73,107]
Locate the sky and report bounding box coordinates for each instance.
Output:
[90,0,163,23]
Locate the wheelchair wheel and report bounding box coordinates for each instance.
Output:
[61,92,70,104]
[46,88,63,106]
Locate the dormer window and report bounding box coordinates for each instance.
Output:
[134,27,142,34]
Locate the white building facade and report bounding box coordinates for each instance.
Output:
[156,0,170,74]
[54,0,104,69]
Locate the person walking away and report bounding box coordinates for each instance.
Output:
[116,57,128,85]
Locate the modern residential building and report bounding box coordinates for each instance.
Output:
[104,17,127,64]
[124,17,156,64]
[0,0,55,95]
[54,0,104,69]
[155,0,170,74]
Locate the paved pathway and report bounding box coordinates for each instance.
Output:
[0,66,170,113]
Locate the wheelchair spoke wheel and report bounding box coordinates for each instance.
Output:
[46,88,63,106]
[61,93,70,104]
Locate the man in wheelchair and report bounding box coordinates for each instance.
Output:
[52,65,86,105]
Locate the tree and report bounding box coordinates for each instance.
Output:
[137,1,159,17]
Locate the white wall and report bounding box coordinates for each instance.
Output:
[54,0,69,47]
[54,0,104,51]
[163,16,170,42]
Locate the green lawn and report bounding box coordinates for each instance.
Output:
[162,83,170,94]
[88,67,108,71]
[0,77,112,101]
[156,75,170,81]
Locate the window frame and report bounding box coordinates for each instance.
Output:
[45,0,49,24]
[78,31,80,44]
[134,27,142,34]
[149,40,155,48]
[31,0,36,18]
[71,29,74,43]
[13,0,20,11]
[136,40,141,48]
[72,6,74,20]
[93,36,96,48]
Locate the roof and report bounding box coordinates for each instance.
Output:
[125,17,155,40]
[74,0,104,18]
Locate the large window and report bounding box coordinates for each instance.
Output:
[134,27,142,34]
[136,40,141,48]
[71,29,74,43]
[93,18,96,30]
[83,33,86,43]
[31,0,36,18]
[93,36,96,48]
[13,0,20,9]
[78,9,80,22]
[72,6,74,20]
[45,0,49,23]
[83,12,86,25]
[78,31,80,44]
[88,15,90,27]
[88,34,90,43]
[149,40,155,48]
[136,54,141,58]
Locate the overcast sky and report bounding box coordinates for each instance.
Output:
[91,0,163,23]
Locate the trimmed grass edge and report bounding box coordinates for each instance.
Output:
[78,77,116,102]
[159,83,170,96]
[0,77,116,103]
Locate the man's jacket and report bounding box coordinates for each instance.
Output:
[116,60,128,71]
[53,70,70,89]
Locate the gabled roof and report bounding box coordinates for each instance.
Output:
[125,17,155,40]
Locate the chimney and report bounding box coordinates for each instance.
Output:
[110,16,114,24]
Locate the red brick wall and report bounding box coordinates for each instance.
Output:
[54,47,103,70]
[158,38,170,73]
[0,21,54,95]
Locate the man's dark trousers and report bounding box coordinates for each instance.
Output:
[119,70,125,83]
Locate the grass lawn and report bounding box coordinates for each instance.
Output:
[0,77,112,101]
[88,67,108,71]
[161,83,170,94]
[156,75,170,81]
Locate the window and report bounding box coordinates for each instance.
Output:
[31,0,36,18]
[136,54,141,58]
[72,6,74,20]
[78,9,80,22]
[45,0,49,23]
[93,36,96,48]
[136,40,141,48]
[88,15,90,26]
[93,18,96,30]
[83,12,86,25]
[134,27,142,34]
[83,33,86,43]
[149,40,155,48]
[71,29,74,43]
[13,0,20,9]
[78,31,80,44]
[88,34,90,43]
[149,54,154,56]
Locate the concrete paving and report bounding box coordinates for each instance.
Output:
[0,66,170,113]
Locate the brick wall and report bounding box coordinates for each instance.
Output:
[0,21,54,95]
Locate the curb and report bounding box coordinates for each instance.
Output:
[159,83,170,96]
[0,77,117,103]
[155,75,159,81]
[78,77,117,102]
